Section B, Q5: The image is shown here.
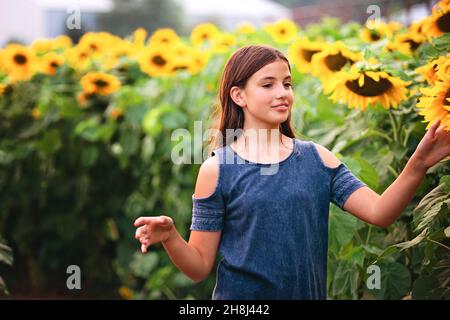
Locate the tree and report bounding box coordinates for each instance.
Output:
[99,0,185,38]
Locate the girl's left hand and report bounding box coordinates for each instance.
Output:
[411,119,450,171]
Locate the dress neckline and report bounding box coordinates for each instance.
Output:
[227,138,297,166]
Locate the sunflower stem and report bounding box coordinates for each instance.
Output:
[365,225,372,245]
[388,110,399,144]
[387,165,399,177]
[426,238,450,251]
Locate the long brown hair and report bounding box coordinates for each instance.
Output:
[207,45,297,155]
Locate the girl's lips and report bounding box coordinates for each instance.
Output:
[271,105,289,111]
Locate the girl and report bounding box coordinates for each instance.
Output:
[134,45,450,300]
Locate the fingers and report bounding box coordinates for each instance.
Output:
[158,216,173,227]
[134,216,173,227]
[135,225,147,239]
[134,217,153,227]
[141,243,147,254]
[430,118,441,131]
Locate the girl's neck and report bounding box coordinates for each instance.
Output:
[233,127,290,154]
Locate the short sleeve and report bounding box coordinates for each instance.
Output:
[330,163,367,211]
[190,150,225,231]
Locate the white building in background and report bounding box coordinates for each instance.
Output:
[390,2,431,25]
[0,0,112,46]
[176,0,292,31]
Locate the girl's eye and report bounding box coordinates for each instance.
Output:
[284,83,292,88]
[262,84,272,88]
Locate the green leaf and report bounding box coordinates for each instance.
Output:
[142,108,162,137]
[412,276,443,299]
[329,209,358,253]
[342,246,365,268]
[330,259,360,298]
[439,175,450,193]
[36,129,62,156]
[0,243,13,266]
[355,156,379,189]
[120,130,140,157]
[372,261,411,299]
[130,252,159,279]
[75,117,101,142]
[81,146,99,167]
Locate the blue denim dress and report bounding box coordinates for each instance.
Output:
[190,138,367,300]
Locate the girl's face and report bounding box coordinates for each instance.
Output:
[232,59,294,128]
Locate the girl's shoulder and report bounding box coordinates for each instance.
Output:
[193,155,220,199]
[304,140,342,169]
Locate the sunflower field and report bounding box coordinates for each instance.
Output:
[0,0,449,300]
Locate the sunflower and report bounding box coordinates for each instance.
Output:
[32,108,41,120]
[190,49,209,75]
[110,107,124,120]
[2,44,36,82]
[78,32,123,58]
[138,46,175,77]
[264,19,298,43]
[288,38,325,73]
[166,44,203,75]
[408,17,429,35]
[77,91,95,107]
[422,0,450,37]
[149,28,180,47]
[39,52,65,75]
[80,72,121,96]
[132,28,147,48]
[328,64,410,111]
[32,35,72,54]
[383,40,412,55]
[390,32,426,55]
[190,23,220,47]
[415,54,450,85]
[311,42,362,81]
[0,83,6,96]
[64,45,92,70]
[417,69,450,131]
[360,20,394,43]
[102,42,136,70]
[212,33,237,54]
[236,22,256,34]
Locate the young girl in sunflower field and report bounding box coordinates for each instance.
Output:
[134,45,450,300]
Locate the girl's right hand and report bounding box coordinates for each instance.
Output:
[133,216,174,253]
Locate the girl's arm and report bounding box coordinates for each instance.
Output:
[161,227,221,283]
[134,156,222,283]
[342,157,427,228]
[316,119,450,228]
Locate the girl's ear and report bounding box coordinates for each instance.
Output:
[230,86,246,107]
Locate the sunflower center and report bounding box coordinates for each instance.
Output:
[370,30,381,41]
[50,61,59,69]
[301,49,320,62]
[201,33,208,40]
[345,74,393,97]
[152,55,166,66]
[279,28,286,35]
[436,12,450,32]
[404,39,421,51]
[173,65,188,72]
[94,79,109,88]
[325,53,353,71]
[445,89,450,107]
[14,54,27,65]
